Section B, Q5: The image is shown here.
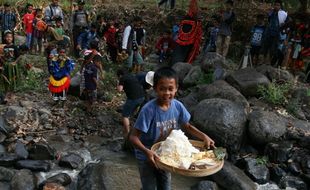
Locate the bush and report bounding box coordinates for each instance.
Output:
[258,81,292,105]
[16,70,46,93]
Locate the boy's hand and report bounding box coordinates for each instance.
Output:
[203,135,215,149]
[146,149,160,168]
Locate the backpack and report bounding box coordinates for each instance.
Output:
[36,19,47,31]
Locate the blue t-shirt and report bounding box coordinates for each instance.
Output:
[134,99,191,161]
[84,63,98,90]
[251,25,265,47]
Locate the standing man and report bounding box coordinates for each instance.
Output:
[72,0,89,56]
[0,3,16,43]
[22,4,35,49]
[263,0,288,64]
[122,16,144,72]
[44,0,64,26]
[216,0,235,59]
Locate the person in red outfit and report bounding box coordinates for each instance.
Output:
[104,20,118,63]
[22,4,35,49]
[155,30,175,63]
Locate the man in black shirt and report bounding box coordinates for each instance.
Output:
[117,69,145,140]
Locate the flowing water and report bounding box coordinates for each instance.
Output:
[40,134,200,190]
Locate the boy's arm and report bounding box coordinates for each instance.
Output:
[130,128,159,167]
[182,123,215,149]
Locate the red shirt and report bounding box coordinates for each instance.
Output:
[104,27,117,47]
[23,13,35,34]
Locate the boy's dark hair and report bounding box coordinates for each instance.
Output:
[26,3,33,8]
[89,40,99,49]
[117,68,129,77]
[153,67,178,87]
[4,3,10,7]
[132,16,142,23]
[256,14,265,20]
[225,0,234,6]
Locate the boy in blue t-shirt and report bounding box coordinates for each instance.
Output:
[250,14,265,65]
[130,67,215,190]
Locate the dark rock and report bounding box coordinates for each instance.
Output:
[288,162,302,175]
[287,119,310,149]
[270,165,286,184]
[248,110,287,145]
[0,182,10,190]
[179,92,199,115]
[28,142,56,160]
[279,176,308,190]
[211,161,256,190]
[292,88,310,120]
[5,106,28,121]
[200,52,225,73]
[265,142,293,163]
[244,158,269,184]
[77,162,107,190]
[15,140,29,159]
[256,65,294,82]
[0,131,6,143]
[193,98,247,153]
[171,62,192,82]
[0,115,9,134]
[10,169,35,190]
[226,67,270,97]
[191,180,219,190]
[59,153,83,169]
[43,173,72,187]
[16,160,51,172]
[0,153,18,167]
[300,155,310,174]
[0,166,15,181]
[183,66,203,87]
[300,173,310,186]
[197,80,249,109]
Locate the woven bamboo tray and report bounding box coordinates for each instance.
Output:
[151,140,224,177]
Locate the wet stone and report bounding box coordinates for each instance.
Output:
[15,140,29,159]
[191,180,219,190]
[41,173,72,188]
[0,153,18,167]
[16,160,51,172]
[270,165,287,184]
[0,144,6,154]
[0,166,15,181]
[28,143,56,160]
[288,162,302,175]
[0,182,10,190]
[244,158,270,184]
[59,153,83,169]
[264,142,293,163]
[0,131,6,143]
[10,169,35,190]
[279,176,308,190]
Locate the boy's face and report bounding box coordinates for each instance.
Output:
[274,3,281,11]
[5,34,13,44]
[56,21,62,27]
[154,78,178,104]
[27,6,33,13]
[4,6,10,12]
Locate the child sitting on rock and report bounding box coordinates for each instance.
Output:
[155,30,175,63]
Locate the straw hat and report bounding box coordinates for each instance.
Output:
[145,71,155,86]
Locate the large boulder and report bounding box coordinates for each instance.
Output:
[179,91,199,115]
[59,153,84,169]
[200,52,225,73]
[183,66,203,87]
[0,166,15,181]
[279,176,308,190]
[77,162,107,190]
[226,67,270,97]
[211,161,257,190]
[264,141,293,163]
[256,65,294,82]
[28,142,56,160]
[191,180,219,190]
[244,158,270,184]
[248,110,287,145]
[171,62,192,82]
[193,98,247,153]
[197,80,249,110]
[16,160,51,172]
[10,169,35,190]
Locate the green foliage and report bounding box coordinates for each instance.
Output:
[286,97,301,117]
[16,70,46,93]
[258,81,292,105]
[256,156,268,165]
[198,70,214,85]
[307,89,310,97]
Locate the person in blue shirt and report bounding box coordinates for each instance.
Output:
[250,14,266,65]
[0,3,16,44]
[130,67,215,190]
[76,23,99,52]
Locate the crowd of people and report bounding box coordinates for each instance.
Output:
[0,0,309,189]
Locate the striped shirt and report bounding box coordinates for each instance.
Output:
[0,12,17,31]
